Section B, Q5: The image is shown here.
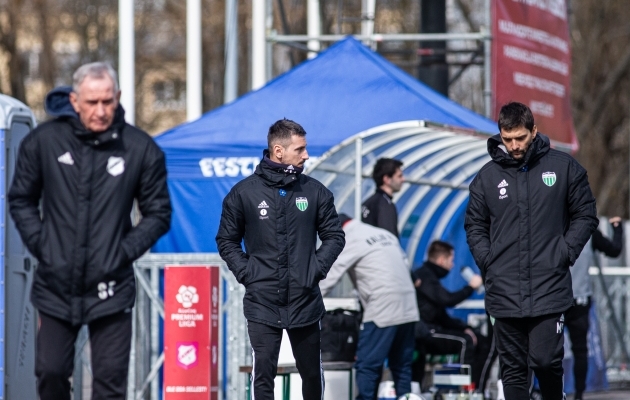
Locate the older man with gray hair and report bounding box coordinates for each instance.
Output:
[8,62,171,400]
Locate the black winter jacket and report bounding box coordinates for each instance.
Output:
[465,133,598,318]
[361,188,399,238]
[216,152,345,328]
[412,261,473,330]
[8,86,171,325]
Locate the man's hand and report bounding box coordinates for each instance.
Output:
[414,278,422,288]
[609,216,622,228]
[464,328,478,346]
[468,274,483,290]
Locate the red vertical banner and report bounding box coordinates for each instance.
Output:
[164,266,220,399]
[209,266,220,400]
[492,0,577,150]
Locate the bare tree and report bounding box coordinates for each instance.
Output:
[570,0,630,217]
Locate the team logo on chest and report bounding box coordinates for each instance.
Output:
[542,171,556,187]
[295,197,308,211]
[107,156,125,176]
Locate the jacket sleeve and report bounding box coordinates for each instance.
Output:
[215,189,249,284]
[120,144,172,262]
[315,187,346,279]
[319,232,356,296]
[464,175,492,271]
[8,133,43,259]
[592,223,623,258]
[420,280,474,309]
[564,162,599,265]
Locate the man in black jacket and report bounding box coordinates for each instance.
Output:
[362,158,404,238]
[216,119,345,400]
[465,102,598,400]
[8,62,171,400]
[411,241,489,390]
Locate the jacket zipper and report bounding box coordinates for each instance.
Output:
[526,166,533,315]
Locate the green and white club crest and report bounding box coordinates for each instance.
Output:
[296,197,308,211]
[542,172,556,187]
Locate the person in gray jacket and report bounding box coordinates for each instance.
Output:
[320,214,419,400]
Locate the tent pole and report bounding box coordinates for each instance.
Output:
[483,0,492,118]
[119,0,135,125]
[187,0,203,121]
[354,138,363,220]
[224,0,238,104]
[252,0,267,90]
[361,0,376,49]
[307,0,321,59]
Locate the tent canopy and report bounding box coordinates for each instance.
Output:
[153,37,497,253]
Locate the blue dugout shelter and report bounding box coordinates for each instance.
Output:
[153,37,497,254]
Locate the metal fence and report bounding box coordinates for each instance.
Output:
[72,253,251,400]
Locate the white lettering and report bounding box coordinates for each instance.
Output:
[513,72,565,98]
[530,101,555,118]
[199,157,259,178]
[511,0,567,21]
[498,20,568,54]
[503,45,568,76]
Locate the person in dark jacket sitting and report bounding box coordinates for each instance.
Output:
[411,240,490,390]
[216,118,345,400]
[8,62,172,400]
[465,102,598,400]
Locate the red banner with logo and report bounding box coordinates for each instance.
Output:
[492,0,577,150]
[164,266,220,399]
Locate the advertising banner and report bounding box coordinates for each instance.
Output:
[164,266,220,399]
[492,0,577,149]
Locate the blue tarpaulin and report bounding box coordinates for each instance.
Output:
[153,37,497,253]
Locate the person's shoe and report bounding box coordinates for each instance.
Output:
[529,389,543,400]
[574,391,583,400]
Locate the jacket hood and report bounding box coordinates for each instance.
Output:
[422,260,450,279]
[487,132,550,167]
[44,86,126,135]
[44,86,79,118]
[254,150,303,188]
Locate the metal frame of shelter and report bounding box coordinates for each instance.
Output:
[306,120,492,265]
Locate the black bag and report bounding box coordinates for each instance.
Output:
[320,308,361,362]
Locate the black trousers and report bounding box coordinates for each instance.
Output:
[36,310,132,400]
[565,299,591,397]
[247,320,323,400]
[493,313,565,400]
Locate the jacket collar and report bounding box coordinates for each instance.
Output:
[254,150,303,188]
[422,260,450,279]
[376,187,393,200]
[487,132,550,168]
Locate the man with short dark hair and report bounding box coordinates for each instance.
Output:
[8,62,172,400]
[411,240,489,390]
[465,102,598,400]
[216,118,345,400]
[362,158,404,238]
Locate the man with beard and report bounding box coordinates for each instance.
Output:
[465,102,598,400]
[216,119,345,400]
